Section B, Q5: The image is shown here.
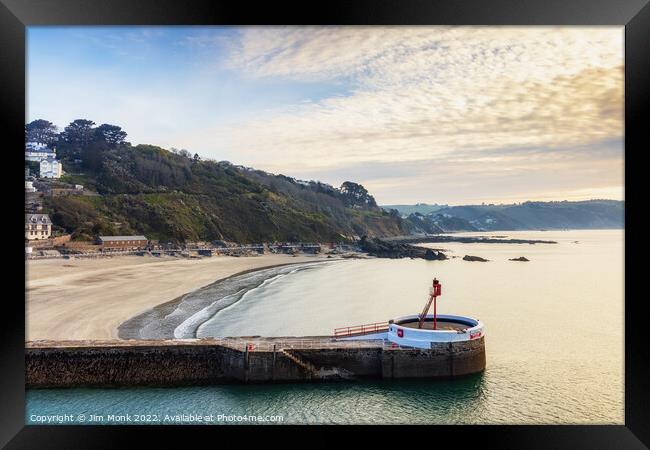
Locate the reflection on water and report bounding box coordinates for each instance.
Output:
[27,374,487,425]
[27,230,624,424]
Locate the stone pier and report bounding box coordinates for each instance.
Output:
[25,336,486,388]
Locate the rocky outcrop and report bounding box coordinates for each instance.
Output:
[359,236,447,261]
[509,256,529,262]
[463,255,489,262]
[423,249,447,260]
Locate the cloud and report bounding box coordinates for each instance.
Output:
[29,26,624,204]
[279,137,623,204]
[185,26,623,203]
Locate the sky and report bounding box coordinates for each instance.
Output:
[27,26,624,205]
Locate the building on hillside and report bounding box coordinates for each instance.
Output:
[40,157,63,178]
[25,142,56,162]
[25,214,52,240]
[98,235,149,250]
[25,200,43,213]
[25,181,37,193]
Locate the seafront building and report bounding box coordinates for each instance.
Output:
[25,142,56,162]
[98,235,149,250]
[25,214,52,240]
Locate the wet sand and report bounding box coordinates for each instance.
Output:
[26,253,329,341]
[118,260,337,340]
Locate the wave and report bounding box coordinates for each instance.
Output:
[119,260,335,339]
[173,289,247,338]
[174,266,307,338]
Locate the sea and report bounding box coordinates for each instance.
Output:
[26,230,624,425]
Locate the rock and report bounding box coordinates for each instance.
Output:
[424,249,447,260]
[463,255,489,262]
[359,236,447,261]
[509,256,529,262]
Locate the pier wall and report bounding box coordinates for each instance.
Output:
[381,338,486,379]
[26,338,485,388]
[26,344,234,388]
[293,348,384,377]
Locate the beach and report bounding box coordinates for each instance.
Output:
[26,253,329,341]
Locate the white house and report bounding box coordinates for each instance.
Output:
[25,181,37,192]
[40,157,63,179]
[25,142,56,162]
[25,214,52,240]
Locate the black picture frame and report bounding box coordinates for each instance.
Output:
[1,0,647,447]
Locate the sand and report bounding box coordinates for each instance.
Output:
[26,253,329,341]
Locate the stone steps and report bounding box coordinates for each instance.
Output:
[279,349,354,380]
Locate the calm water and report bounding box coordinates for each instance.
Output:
[27,230,624,425]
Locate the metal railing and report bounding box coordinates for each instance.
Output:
[333,322,390,338]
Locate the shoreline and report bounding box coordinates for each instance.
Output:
[118,259,340,340]
[26,253,333,341]
[26,230,604,342]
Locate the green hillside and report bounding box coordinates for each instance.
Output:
[40,141,407,243]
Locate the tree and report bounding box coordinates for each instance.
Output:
[340,181,378,208]
[83,139,109,171]
[25,160,40,177]
[94,124,127,145]
[25,119,58,145]
[193,153,201,162]
[59,119,96,158]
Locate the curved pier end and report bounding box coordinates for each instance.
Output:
[380,337,486,379]
[336,313,486,379]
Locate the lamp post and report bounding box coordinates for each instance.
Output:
[432,278,441,329]
[418,277,442,329]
